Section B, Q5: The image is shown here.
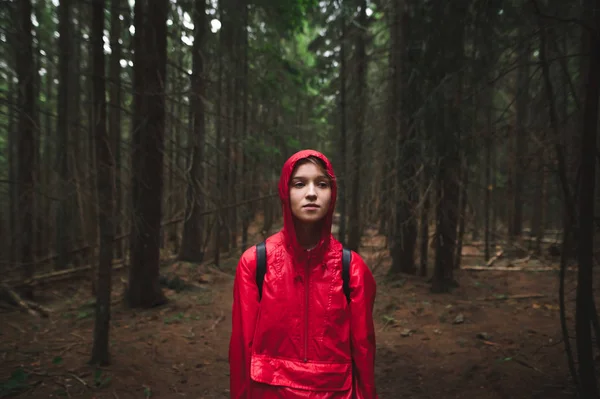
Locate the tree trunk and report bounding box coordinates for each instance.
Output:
[128,0,147,296]
[80,4,99,271]
[109,0,123,260]
[531,141,545,254]
[419,169,429,277]
[170,42,186,256]
[36,0,55,260]
[43,48,54,259]
[510,26,530,239]
[55,0,72,270]
[219,0,232,253]
[31,5,42,264]
[126,0,168,308]
[214,3,225,265]
[90,0,114,366]
[388,0,417,275]
[483,94,492,261]
[454,160,468,270]
[69,5,84,267]
[337,0,347,246]
[16,0,36,298]
[490,143,497,252]
[574,3,600,395]
[240,4,250,251]
[8,73,18,267]
[346,0,367,253]
[229,0,246,252]
[179,0,207,263]
[431,3,464,293]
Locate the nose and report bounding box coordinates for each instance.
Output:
[306,183,317,199]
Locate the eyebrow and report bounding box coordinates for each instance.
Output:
[291,174,329,180]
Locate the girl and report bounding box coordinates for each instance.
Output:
[229,149,378,399]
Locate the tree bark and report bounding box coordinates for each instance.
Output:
[419,170,429,277]
[8,72,17,268]
[431,2,464,293]
[483,94,492,262]
[454,161,468,270]
[389,0,417,275]
[90,0,114,366]
[510,26,530,239]
[55,0,72,270]
[574,1,600,395]
[530,144,546,254]
[337,0,348,246]
[109,0,123,260]
[179,0,207,262]
[346,0,367,252]
[126,0,168,308]
[240,4,250,251]
[16,0,37,297]
[69,5,84,267]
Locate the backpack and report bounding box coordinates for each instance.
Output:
[255,241,352,303]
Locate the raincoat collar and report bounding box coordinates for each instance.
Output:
[278,149,337,260]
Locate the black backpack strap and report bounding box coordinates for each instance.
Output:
[256,241,266,301]
[342,247,352,303]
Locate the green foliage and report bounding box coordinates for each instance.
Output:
[0,368,30,397]
[163,312,185,324]
[93,369,112,388]
[76,310,93,320]
[252,0,319,36]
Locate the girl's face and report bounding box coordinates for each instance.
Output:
[289,161,332,225]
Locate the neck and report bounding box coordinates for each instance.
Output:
[293,220,323,250]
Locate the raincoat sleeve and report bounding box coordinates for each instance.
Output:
[229,249,260,399]
[349,253,378,399]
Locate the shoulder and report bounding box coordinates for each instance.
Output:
[327,235,343,254]
[238,231,284,268]
[265,231,285,252]
[348,250,376,286]
[328,235,374,282]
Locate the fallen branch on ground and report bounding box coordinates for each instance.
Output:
[2,259,126,289]
[521,236,560,244]
[0,283,49,317]
[23,369,89,388]
[511,256,531,264]
[24,299,52,316]
[486,250,504,267]
[7,322,25,333]
[476,294,546,301]
[482,340,501,346]
[462,265,576,271]
[209,311,225,331]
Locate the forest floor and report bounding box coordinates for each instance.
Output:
[0,218,586,398]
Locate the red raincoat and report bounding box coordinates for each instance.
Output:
[229,150,378,399]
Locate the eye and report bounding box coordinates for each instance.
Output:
[318,181,330,188]
[292,181,304,188]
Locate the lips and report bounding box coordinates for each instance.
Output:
[303,204,320,208]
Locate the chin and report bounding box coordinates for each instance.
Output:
[299,215,326,224]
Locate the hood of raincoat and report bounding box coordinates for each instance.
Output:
[278,149,337,255]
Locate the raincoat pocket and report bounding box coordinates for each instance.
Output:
[250,354,352,392]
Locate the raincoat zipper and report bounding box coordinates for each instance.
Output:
[304,252,311,362]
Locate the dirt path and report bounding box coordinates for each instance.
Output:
[0,231,577,398]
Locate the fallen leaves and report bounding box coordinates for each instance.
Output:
[400,329,415,337]
[532,303,559,311]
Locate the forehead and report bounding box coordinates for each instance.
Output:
[291,162,327,178]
